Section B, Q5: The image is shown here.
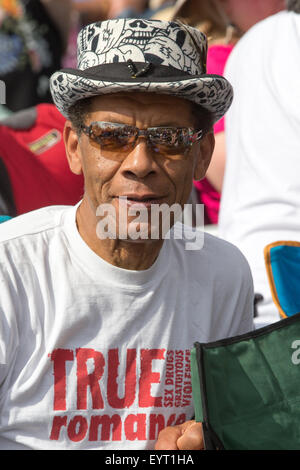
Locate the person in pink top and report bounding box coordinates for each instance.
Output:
[194,42,234,224]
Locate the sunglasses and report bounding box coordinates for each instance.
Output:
[80,122,204,158]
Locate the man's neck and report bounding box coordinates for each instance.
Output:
[76,199,164,271]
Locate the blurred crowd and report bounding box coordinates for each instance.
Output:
[1,0,300,327]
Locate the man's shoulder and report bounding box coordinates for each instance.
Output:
[172,225,252,282]
[0,205,71,246]
[203,231,251,270]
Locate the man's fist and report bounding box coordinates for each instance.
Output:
[154,420,204,450]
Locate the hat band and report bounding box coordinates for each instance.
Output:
[60,62,204,83]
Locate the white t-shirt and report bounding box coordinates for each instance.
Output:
[218,11,300,328]
[0,204,254,450]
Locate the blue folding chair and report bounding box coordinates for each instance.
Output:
[264,241,300,318]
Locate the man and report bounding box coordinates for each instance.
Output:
[218,0,300,329]
[0,19,254,450]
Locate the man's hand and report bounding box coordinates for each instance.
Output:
[154,420,204,450]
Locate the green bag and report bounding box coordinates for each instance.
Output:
[191,312,300,450]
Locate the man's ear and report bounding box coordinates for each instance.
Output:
[63,120,83,175]
[193,131,215,181]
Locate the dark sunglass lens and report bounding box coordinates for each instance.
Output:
[90,124,137,151]
[149,128,189,154]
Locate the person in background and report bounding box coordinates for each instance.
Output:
[107,0,148,18]
[0,104,84,217]
[145,0,175,17]
[63,1,150,69]
[218,0,285,33]
[71,0,149,22]
[0,0,73,112]
[213,0,285,191]
[218,0,299,330]
[71,0,109,24]
[113,0,176,19]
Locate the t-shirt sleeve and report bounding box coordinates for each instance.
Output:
[229,250,255,336]
[205,236,255,339]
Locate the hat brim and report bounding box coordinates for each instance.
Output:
[50,67,233,124]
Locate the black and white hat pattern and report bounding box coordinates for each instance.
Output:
[50,19,233,122]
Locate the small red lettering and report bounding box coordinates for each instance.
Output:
[89,415,122,441]
[67,415,88,442]
[149,414,165,440]
[124,414,146,441]
[49,415,67,440]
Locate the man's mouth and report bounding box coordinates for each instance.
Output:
[117,195,165,208]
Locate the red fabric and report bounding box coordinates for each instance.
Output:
[194,44,234,224]
[0,104,84,215]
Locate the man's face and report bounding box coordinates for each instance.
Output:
[65,92,214,241]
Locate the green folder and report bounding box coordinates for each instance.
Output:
[191,312,300,450]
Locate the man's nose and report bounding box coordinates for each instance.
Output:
[120,138,158,179]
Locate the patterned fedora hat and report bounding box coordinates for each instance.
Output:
[50,19,233,122]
